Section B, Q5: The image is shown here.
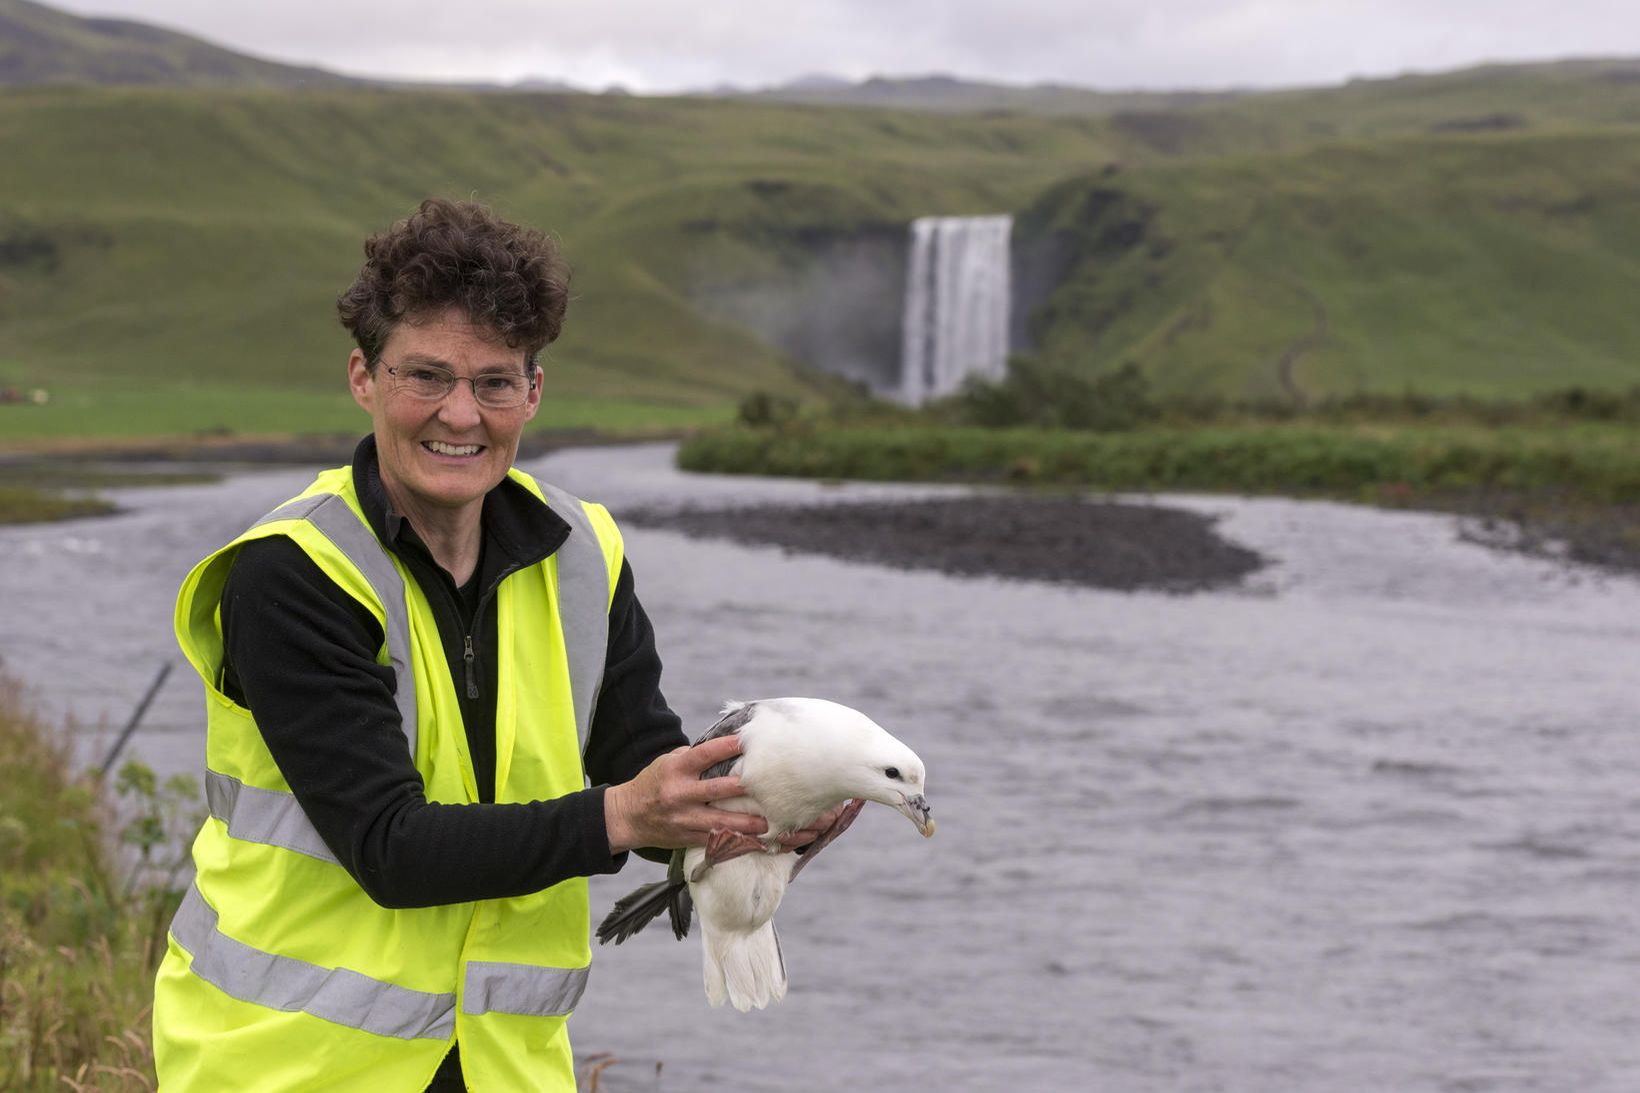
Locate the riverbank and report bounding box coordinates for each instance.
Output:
[0,486,115,524]
[0,681,174,1092]
[0,464,223,527]
[0,426,643,463]
[0,427,678,526]
[678,422,1640,575]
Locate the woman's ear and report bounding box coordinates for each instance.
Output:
[347,349,375,413]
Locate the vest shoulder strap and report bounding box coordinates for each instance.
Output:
[252,492,421,761]
[529,479,616,753]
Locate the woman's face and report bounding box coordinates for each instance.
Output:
[347,308,541,521]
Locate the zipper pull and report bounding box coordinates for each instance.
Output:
[463,634,479,699]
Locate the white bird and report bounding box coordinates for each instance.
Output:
[596,697,934,1011]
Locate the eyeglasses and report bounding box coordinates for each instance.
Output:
[384,362,536,409]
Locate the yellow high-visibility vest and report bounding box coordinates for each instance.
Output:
[154,464,623,1091]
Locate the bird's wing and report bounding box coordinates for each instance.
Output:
[666,847,694,939]
[786,797,866,883]
[596,847,693,945]
[693,701,760,780]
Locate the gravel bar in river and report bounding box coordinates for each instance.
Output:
[624,494,1267,592]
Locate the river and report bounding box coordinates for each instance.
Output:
[2,442,1638,1091]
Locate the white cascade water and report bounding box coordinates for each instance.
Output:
[899,215,1013,405]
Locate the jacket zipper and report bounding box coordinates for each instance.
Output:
[460,569,517,704]
[463,634,479,699]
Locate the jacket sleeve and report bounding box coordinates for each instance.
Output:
[584,560,687,785]
[220,536,627,909]
[583,559,692,864]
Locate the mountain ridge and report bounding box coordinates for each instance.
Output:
[0,0,357,88]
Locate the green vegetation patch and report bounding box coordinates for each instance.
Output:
[0,485,113,523]
[0,462,227,524]
[679,421,1640,504]
[0,680,197,1090]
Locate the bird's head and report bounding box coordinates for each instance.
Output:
[750,697,936,838]
[853,730,934,838]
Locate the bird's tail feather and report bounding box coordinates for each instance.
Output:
[596,878,692,945]
[703,922,787,1011]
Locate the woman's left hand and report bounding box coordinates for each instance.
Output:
[779,800,857,853]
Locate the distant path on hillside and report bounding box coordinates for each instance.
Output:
[1274,279,1329,406]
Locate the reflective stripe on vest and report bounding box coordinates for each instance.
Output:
[171,886,591,1034]
[462,960,589,1018]
[533,480,610,755]
[210,483,613,855]
[171,884,457,1041]
[205,768,338,864]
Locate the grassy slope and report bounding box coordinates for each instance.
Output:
[1003,58,1640,397]
[0,87,1117,438]
[735,75,1243,116]
[1024,129,1640,398]
[5,60,1640,437]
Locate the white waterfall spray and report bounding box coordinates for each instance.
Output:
[899,215,1013,405]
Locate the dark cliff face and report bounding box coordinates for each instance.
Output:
[1010,226,1077,356]
[688,223,911,395]
[1011,171,1162,362]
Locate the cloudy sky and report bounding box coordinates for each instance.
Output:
[49,0,1640,93]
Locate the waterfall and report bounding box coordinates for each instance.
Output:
[899,215,1013,405]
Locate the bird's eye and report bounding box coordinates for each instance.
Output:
[884,767,902,780]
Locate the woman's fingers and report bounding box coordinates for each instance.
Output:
[694,774,745,802]
[605,733,778,853]
[776,802,852,850]
[683,734,742,773]
[694,805,767,837]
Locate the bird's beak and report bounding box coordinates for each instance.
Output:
[897,793,935,838]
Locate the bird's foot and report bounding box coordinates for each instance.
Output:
[691,829,768,882]
[787,798,866,882]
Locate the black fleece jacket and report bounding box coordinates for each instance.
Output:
[217,436,686,909]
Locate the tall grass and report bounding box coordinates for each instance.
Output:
[0,681,196,1091]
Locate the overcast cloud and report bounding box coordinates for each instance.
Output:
[48,0,1640,92]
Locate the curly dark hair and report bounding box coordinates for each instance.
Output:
[336,198,570,367]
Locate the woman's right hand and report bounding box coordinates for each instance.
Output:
[602,735,769,854]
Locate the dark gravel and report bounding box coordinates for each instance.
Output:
[622,495,1266,593]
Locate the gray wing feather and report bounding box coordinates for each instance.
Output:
[694,701,759,781]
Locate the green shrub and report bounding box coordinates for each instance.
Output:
[678,420,1640,505]
[955,358,1159,431]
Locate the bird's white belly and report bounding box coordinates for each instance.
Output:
[685,848,791,933]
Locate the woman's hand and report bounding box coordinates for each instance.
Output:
[603,735,768,855]
[779,802,852,853]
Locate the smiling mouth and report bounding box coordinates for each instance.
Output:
[423,440,484,457]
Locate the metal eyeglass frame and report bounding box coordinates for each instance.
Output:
[382,362,538,409]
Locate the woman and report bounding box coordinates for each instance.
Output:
[152,199,831,1091]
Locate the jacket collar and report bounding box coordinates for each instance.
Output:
[348,434,571,575]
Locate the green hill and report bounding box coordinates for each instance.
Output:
[725,73,1243,116]
[1019,129,1640,399]
[0,87,1119,438]
[0,0,354,89]
[4,28,1640,438]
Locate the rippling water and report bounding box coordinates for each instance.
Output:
[4,443,1639,1091]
